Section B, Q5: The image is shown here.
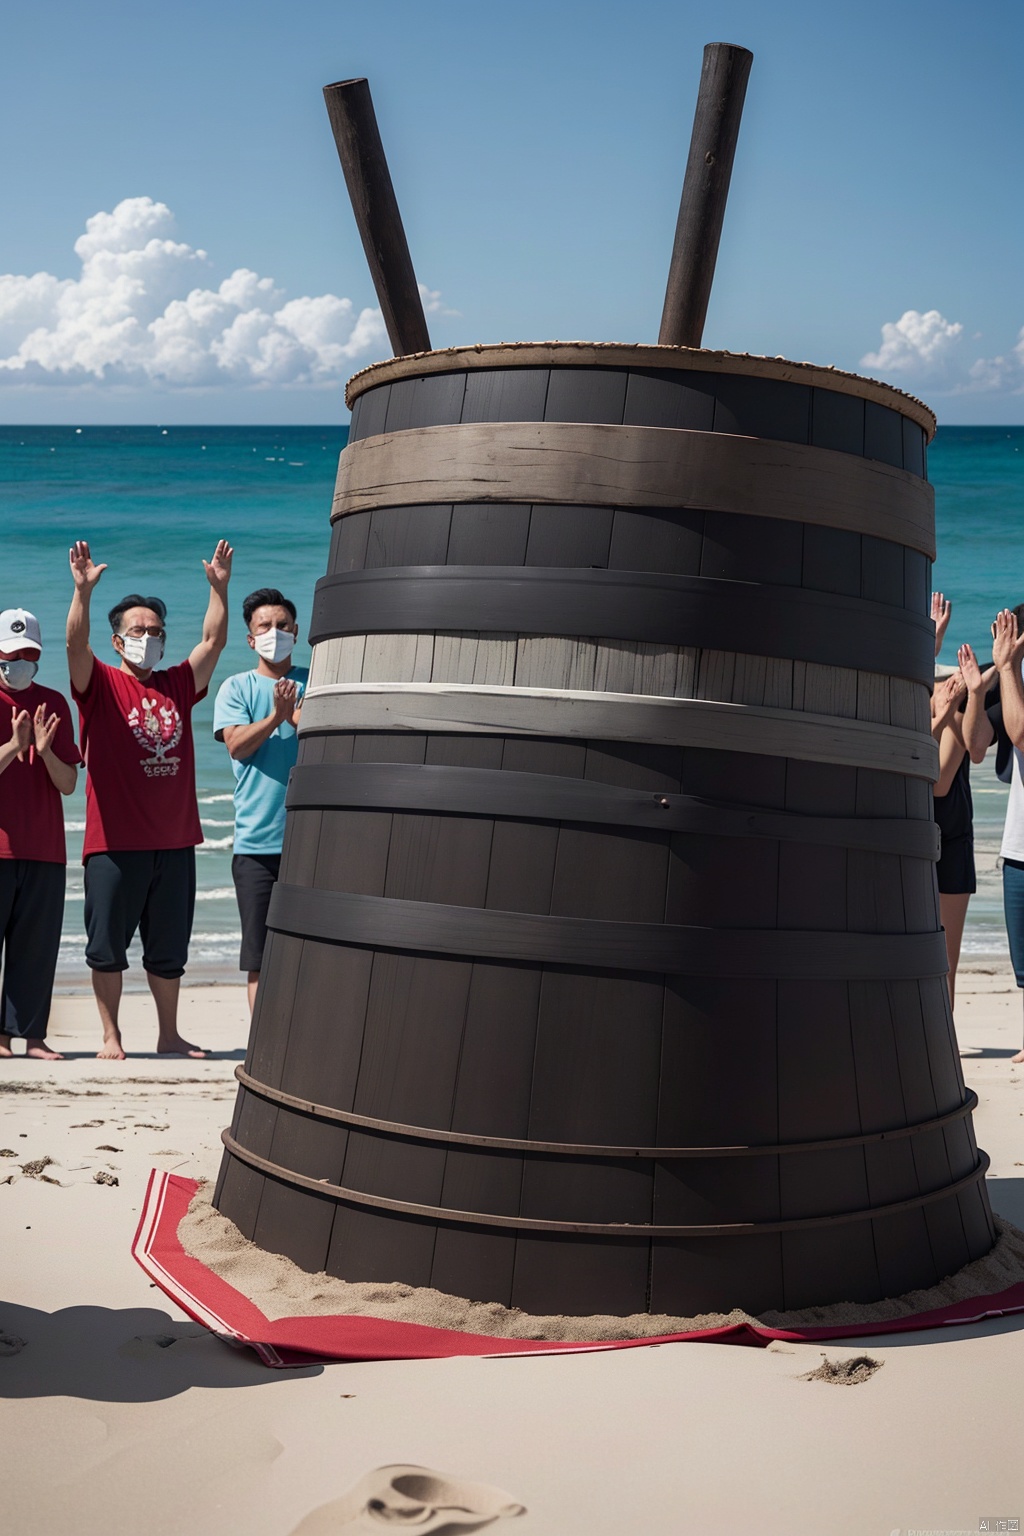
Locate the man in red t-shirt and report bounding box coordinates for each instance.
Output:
[67,538,233,1060]
[0,608,81,1060]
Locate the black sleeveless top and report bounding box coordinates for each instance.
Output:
[934,750,973,841]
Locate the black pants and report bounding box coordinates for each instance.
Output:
[84,848,196,979]
[0,859,65,1039]
[232,853,280,972]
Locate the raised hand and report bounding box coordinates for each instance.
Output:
[931,671,966,729]
[202,539,234,593]
[992,609,1024,673]
[69,540,108,591]
[957,642,985,694]
[32,704,60,756]
[9,707,31,761]
[931,591,952,657]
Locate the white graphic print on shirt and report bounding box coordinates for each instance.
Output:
[127,695,182,777]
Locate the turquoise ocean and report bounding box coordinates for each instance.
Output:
[1,422,1022,986]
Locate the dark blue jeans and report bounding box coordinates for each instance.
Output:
[1002,858,1024,987]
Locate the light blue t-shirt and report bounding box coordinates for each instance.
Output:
[213,667,309,855]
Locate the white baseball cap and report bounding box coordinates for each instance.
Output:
[0,609,42,654]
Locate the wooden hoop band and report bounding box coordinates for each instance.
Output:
[220,1131,987,1238]
[330,422,936,558]
[234,1065,977,1160]
[298,683,939,781]
[266,883,949,979]
[286,763,941,860]
[309,566,935,686]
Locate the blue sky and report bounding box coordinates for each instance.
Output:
[1,0,1021,423]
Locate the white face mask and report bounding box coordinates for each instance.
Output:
[0,658,38,691]
[253,627,296,664]
[120,633,165,670]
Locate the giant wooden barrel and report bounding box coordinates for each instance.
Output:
[215,343,995,1316]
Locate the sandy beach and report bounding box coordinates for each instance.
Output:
[0,971,1021,1535]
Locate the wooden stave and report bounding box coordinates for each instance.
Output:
[216,358,992,1314]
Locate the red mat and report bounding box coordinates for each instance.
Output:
[133,1171,1024,1367]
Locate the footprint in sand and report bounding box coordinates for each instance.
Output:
[289,1465,525,1534]
[118,1333,180,1358]
[21,1157,62,1185]
[801,1353,883,1386]
[118,1327,211,1359]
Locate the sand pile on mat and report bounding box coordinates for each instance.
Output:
[179,1184,1024,1340]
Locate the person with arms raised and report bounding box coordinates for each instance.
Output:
[0,609,81,1060]
[214,587,307,1014]
[928,592,996,1012]
[67,538,233,1060]
[960,607,1024,1065]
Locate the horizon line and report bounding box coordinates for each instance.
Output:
[3,421,1023,430]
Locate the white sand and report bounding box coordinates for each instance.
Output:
[3,972,1024,1535]
[179,1181,1024,1339]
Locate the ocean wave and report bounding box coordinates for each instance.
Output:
[58,929,241,947]
[198,792,234,804]
[960,937,1010,955]
[202,817,235,827]
[64,885,237,903]
[198,836,234,851]
[63,820,87,831]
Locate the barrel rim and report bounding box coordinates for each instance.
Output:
[344,342,937,438]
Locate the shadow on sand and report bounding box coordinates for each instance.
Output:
[0,1301,321,1400]
[846,1310,1024,1349]
[987,1173,1024,1229]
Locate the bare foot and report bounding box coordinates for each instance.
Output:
[157,1036,207,1059]
[97,1036,126,1060]
[1012,1049,1024,1065]
[26,1041,64,1061]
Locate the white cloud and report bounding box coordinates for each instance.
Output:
[860,309,1024,396]
[418,282,460,319]
[0,196,450,390]
[966,352,1018,392]
[860,309,964,376]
